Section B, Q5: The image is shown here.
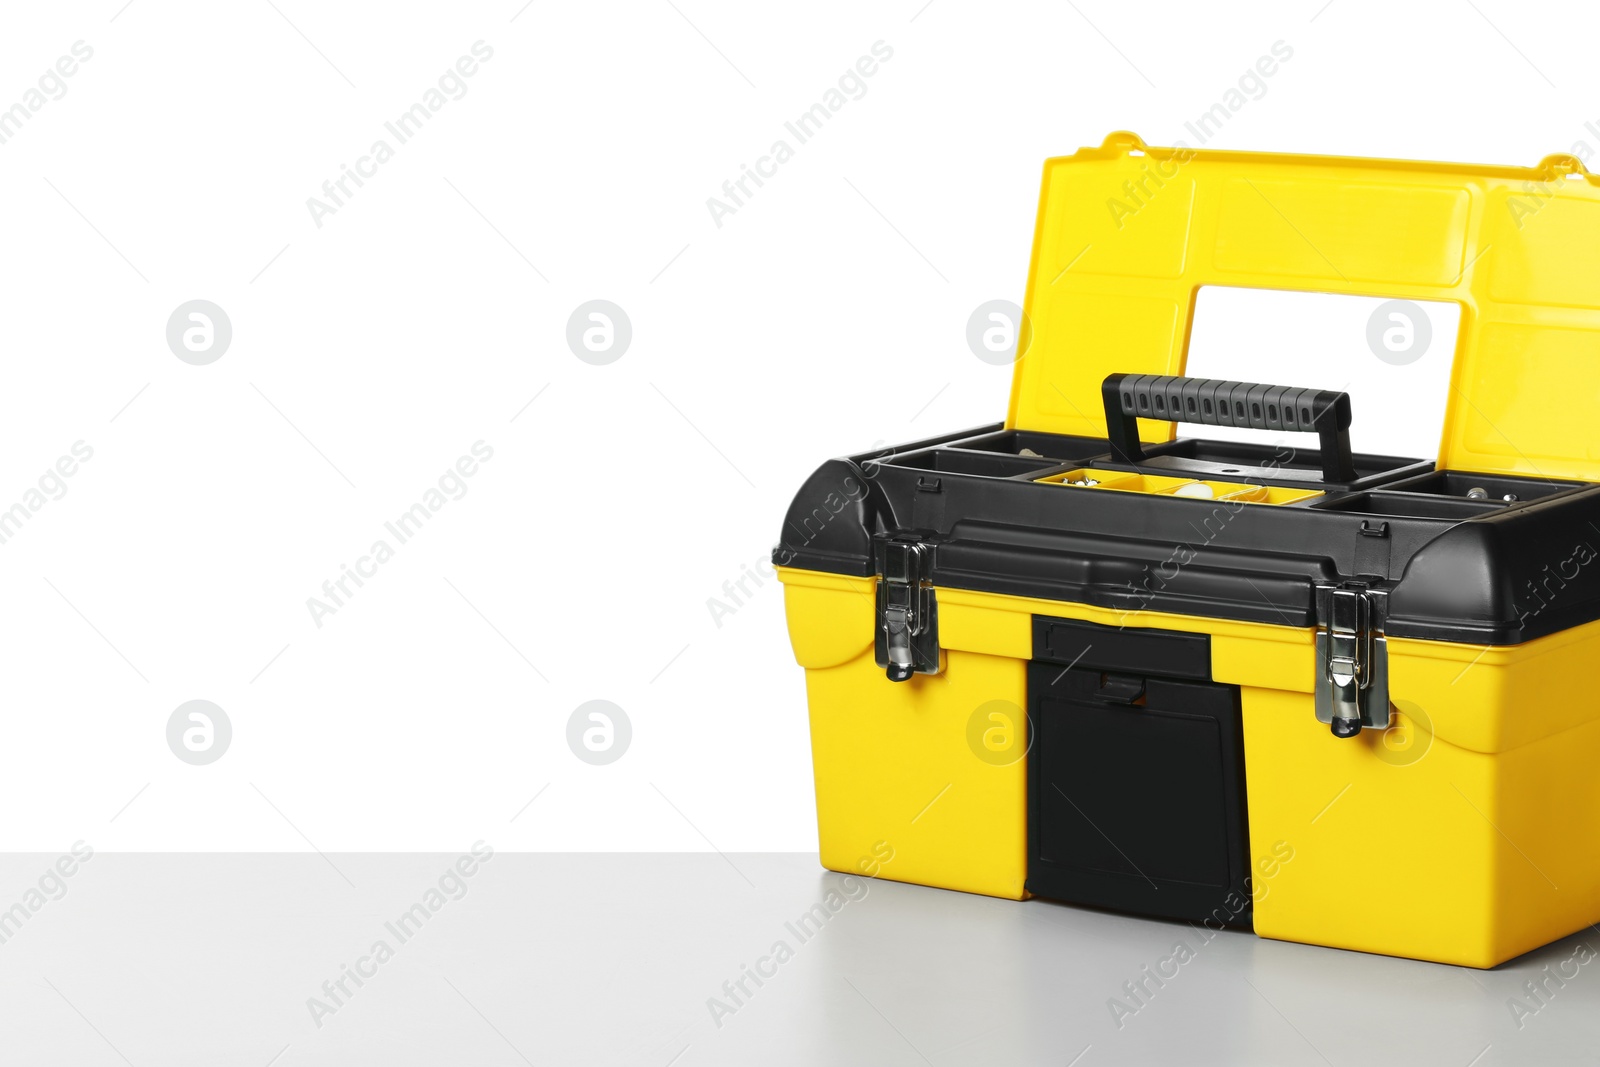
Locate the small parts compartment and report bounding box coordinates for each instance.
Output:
[1037,467,1321,505]
[943,429,1114,462]
[888,449,1066,478]
[878,429,1115,480]
[1026,618,1252,927]
[1312,492,1506,520]
[1384,470,1586,503]
[1311,471,1591,520]
[1135,438,1429,488]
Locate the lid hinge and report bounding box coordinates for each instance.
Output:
[875,538,940,683]
[1314,584,1391,738]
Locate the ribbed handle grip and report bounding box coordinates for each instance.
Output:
[1102,373,1356,483]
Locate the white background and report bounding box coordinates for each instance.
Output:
[0,0,1592,851]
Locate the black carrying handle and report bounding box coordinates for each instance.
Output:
[1103,373,1356,484]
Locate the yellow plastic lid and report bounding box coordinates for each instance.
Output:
[1007,132,1600,481]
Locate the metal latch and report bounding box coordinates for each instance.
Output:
[1314,584,1390,738]
[874,538,940,682]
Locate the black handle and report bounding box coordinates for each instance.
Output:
[1102,373,1356,484]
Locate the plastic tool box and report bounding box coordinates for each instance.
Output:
[774,133,1600,968]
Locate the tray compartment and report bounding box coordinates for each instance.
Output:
[1312,491,1507,520]
[885,449,1065,478]
[1036,467,1322,505]
[941,429,1114,463]
[1137,437,1430,488]
[1384,470,1587,503]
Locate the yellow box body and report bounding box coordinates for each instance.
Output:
[781,565,1600,968]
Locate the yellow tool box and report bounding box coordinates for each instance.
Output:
[774,132,1600,968]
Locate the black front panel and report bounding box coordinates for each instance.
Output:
[1033,616,1211,680]
[1026,620,1253,928]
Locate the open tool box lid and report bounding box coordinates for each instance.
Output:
[1009,131,1600,480]
[775,134,1600,730]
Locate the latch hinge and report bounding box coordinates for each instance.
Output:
[875,537,940,683]
[1314,583,1391,738]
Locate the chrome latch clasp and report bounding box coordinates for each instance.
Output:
[1314,584,1391,738]
[875,538,940,682]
